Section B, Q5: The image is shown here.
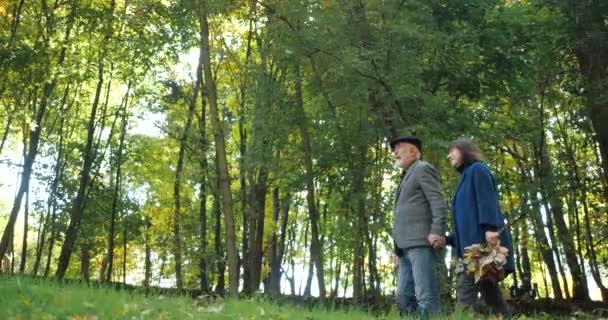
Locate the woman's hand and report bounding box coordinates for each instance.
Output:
[485,230,500,246]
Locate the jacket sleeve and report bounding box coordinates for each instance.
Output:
[471,164,501,229]
[419,162,447,236]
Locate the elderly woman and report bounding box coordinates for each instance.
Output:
[446,139,514,317]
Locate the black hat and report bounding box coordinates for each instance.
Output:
[389,135,422,151]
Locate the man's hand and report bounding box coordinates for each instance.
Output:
[427,233,446,249]
[485,231,500,246]
[393,256,400,268]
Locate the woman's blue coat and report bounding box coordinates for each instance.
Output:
[451,161,515,274]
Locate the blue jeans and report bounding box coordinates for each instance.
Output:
[396,246,441,316]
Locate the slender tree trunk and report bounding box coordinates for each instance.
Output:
[245,168,269,294]
[332,260,341,298]
[158,249,167,286]
[534,84,587,300]
[536,145,589,301]
[55,54,105,279]
[303,220,313,296]
[99,255,108,282]
[555,107,608,301]
[122,221,127,285]
[32,208,47,276]
[539,196,571,299]
[32,86,69,276]
[213,183,226,295]
[367,145,383,296]
[266,187,281,294]
[56,0,115,279]
[0,87,49,263]
[17,125,30,274]
[287,215,297,296]
[515,158,563,299]
[105,84,130,282]
[237,1,256,287]
[198,80,209,293]
[43,153,66,277]
[143,218,152,288]
[171,77,196,290]
[352,133,369,300]
[19,188,29,273]
[294,64,326,298]
[536,245,550,299]
[0,107,15,154]
[80,240,91,281]
[268,189,290,294]
[199,5,238,295]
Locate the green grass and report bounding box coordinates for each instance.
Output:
[0,276,403,320]
[0,276,566,319]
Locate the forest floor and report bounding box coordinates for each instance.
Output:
[1,276,605,319]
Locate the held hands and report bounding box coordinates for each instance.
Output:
[427,233,446,249]
[485,230,500,246]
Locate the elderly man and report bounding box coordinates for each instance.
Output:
[390,136,447,316]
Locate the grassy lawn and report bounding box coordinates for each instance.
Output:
[0,276,563,319]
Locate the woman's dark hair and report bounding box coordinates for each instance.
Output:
[448,138,484,164]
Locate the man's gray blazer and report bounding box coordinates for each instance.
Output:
[393,160,447,249]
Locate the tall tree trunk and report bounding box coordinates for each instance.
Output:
[33,208,47,275]
[530,190,563,300]
[19,188,29,273]
[536,143,589,301]
[536,245,550,299]
[302,220,313,296]
[573,32,608,187]
[332,260,342,298]
[514,156,563,299]
[286,214,297,296]
[265,187,281,294]
[554,106,608,301]
[352,134,368,300]
[158,249,167,286]
[143,218,152,288]
[268,189,290,295]
[18,126,30,274]
[171,73,197,290]
[534,82,588,300]
[56,0,115,279]
[294,64,326,298]
[31,85,70,276]
[367,144,383,296]
[122,220,127,285]
[245,168,269,294]
[43,201,59,277]
[199,5,238,295]
[237,1,256,288]
[539,195,571,299]
[105,84,130,282]
[198,79,209,293]
[213,182,226,295]
[55,53,105,279]
[0,86,50,263]
[80,240,91,281]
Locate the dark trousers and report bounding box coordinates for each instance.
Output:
[456,272,511,317]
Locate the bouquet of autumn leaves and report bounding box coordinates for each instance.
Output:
[463,242,509,283]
